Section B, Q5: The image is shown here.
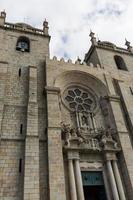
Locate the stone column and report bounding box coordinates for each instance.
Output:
[112,160,126,200]
[68,159,77,200]
[75,111,80,130]
[102,165,112,200]
[106,160,120,200]
[74,159,85,200]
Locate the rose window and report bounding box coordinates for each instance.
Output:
[63,87,97,112]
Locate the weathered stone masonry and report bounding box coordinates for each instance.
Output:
[0,10,133,200]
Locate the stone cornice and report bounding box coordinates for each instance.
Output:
[45,86,60,94]
[104,95,121,102]
[0,24,51,40]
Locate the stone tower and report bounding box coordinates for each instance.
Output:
[0,11,133,200]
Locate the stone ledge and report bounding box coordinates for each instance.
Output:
[104,95,121,102]
[45,86,60,94]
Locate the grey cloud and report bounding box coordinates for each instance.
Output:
[0,0,132,60]
[87,3,124,22]
[98,8,122,16]
[61,35,69,44]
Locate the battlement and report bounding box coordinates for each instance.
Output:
[51,56,101,69]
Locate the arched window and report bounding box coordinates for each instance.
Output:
[16,36,30,52]
[114,55,127,71]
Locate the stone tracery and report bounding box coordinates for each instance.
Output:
[61,86,119,152]
[64,87,96,112]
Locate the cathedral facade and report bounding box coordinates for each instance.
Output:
[0,11,133,200]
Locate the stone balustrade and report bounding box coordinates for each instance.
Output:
[4,22,45,35]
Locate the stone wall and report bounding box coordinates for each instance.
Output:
[0,24,49,199]
[0,141,25,200]
[0,16,133,200]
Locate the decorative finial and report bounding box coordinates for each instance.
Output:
[125,38,130,48]
[89,30,95,39]
[1,10,6,18]
[75,57,81,64]
[43,19,49,35]
[77,56,81,62]
[43,19,48,26]
[0,10,6,26]
[89,30,97,46]
[125,38,133,52]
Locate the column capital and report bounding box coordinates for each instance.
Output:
[104,152,117,161]
[67,151,80,160]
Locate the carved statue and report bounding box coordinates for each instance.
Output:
[61,122,88,144]
[60,122,71,146]
[98,126,118,149]
[76,128,87,143]
[81,115,89,126]
[61,122,118,150]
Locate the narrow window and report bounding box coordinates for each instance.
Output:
[114,55,127,71]
[19,159,22,173]
[18,68,21,77]
[20,124,23,134]
[16,36,30,52]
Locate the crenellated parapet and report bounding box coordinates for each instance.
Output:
[51,56,102,68]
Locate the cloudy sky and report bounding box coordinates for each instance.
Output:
[0,0,133,60]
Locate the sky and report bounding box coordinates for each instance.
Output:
[0,0,133,61]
